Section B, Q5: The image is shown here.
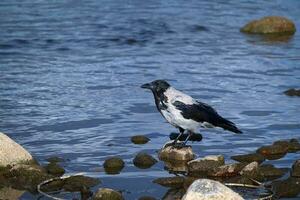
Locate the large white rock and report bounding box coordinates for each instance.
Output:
[182,179,244,200]
[0,132,33,166]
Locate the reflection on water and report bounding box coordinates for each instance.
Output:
[0,0,299,199]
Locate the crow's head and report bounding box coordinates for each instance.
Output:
[141,80,170,94]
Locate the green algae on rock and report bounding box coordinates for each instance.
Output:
[93,188,124,200]
[131,135,150,144]
[63,175,100,192]
[103,157,125,174]
[44,162,65,177]
[241,16,296,35]
[133,152,157,169]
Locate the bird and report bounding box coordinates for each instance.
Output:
[141,80,242,146]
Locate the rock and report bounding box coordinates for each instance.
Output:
[138,196,157,200]
[259,164,286,180]
[7,164,52,192]
[257,144,288,158]
[239,162,262,180]
[153,176,185,188]
[284,88,300,97]
[288,139,300,152]
[133,152,157,169]
[182,179,244,200]
[291,160,300,177]
[44,162,65,176]
[131,135,150,144]
[231,153,265,164]
[93,188,124,200]
[39,179,65,192]
[158,145,195,162]
[225,176,255,185]
[163,160,188,173]
[46,156,65,163]
[271,177,300,198]
[208,163,246,177]
[162,188,185,200]
[187,155,225,176]
[80,187,93,200]
[0,132,34,167]
[169,133,202,142]
[0,187,25,200]
[63,175,100,192]
[103,157,124,174]
[241,16,296,35]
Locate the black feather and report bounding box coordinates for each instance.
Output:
[173,101,242,134]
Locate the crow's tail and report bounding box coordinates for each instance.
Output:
[216,117,242,134]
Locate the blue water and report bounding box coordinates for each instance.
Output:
[0,0,300,199]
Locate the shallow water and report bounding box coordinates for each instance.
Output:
[0,0,300,199]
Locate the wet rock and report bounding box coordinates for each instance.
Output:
[131,135,150,144]
[169,133,202,142]
[103,157,124,174]
[271,177,300,198]
[0,187,25,200]
[231,153,265,164]
[225,176,255,185]
[162,188,185,200]
[239,162,261,180]
[208,163,246,177]
[63,175,100,192]
[44,162,65,176]
[80,187,93,200]
[291,160,300,177]
[284,88,300,97]
[133,152,157,169]
[93,188,124,200]
[187,155,225,176]
[153,176,185,188]
[163,160,188,173]
[46,156,65,163]
[256,144,288,158]
[259,164,286,180]
[0,132,34,167]
[241,16,296,35]
[8,164,52,192]
[138,196,157,200]
[182,179,244,200]
[39,179,65,192]
[288,139,300,152]
[158,145,195,162]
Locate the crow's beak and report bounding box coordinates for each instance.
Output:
[141,83,152,90]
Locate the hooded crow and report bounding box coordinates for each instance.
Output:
[141,80,242,146]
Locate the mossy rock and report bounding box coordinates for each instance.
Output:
[284,89,300,97]
[44,162,65,176]
[63,175,100,192]
[103,157,124,174]
[39,179,65,192]
[241,16,296,35]
[131,135,150,144]
[133,153,157,169]
[93,188,124,200]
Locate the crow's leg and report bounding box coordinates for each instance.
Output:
[182,130,194,146]
[172,127,185,145]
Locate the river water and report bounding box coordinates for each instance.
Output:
[0,0,300,199]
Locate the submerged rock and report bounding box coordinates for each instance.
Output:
[284,88,300,97]
[241,16,296,35]
[103,157,124,174]
[231,153,265,164]
[0,132,34,167]
[131,135,150,144]
[291,160,300,177]
[93,188,124,200]
[46,156,65,163]
[256,144,288,158]
[271,177,300,198]
[158,145,195,162]
[133,152,157,169]
[259,164,286,180]
[63,175,100,192]
[153,176,185,188]
[44,162,65,176]
[182,179,244,200]
[187,155,225,176]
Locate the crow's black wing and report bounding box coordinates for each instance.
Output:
[173,101,242,134]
